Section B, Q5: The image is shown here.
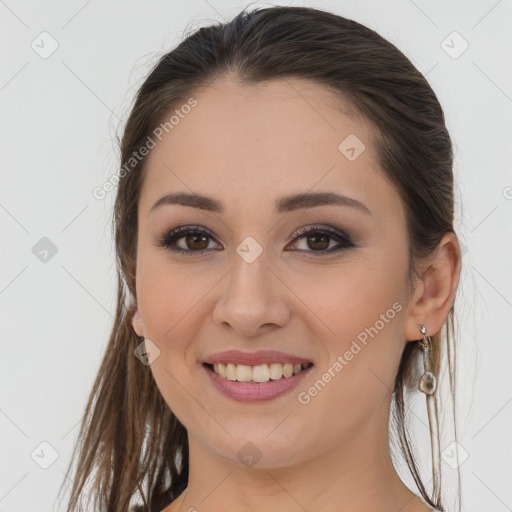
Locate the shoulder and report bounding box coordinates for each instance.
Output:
[129,502,176,512]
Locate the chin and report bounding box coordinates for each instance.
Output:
[209,434,311,470]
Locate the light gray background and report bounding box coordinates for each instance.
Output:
[1,1,511,511]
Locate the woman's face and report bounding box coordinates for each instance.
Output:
[133,75,417,468]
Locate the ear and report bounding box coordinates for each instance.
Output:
[132,306,145,338]
[404,232,462,341]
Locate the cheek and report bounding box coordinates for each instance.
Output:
[137,261,211,423]
[290,259,407,405]
[289,256,405,343]
[136,255,215,345]
[136,256,220,401]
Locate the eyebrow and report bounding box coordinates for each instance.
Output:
[149,191,372,215]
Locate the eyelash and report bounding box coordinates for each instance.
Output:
[155,224,356,257]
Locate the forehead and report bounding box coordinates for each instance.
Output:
[139,75,402,222]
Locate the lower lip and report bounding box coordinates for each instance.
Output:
[203,364,313,402]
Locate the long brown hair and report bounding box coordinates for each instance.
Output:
[59,6,461,511]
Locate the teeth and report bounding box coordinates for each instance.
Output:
[210,362,309,382]
[269,363,283,380]
[282,363,293,378]
[236,364,252,382]
[226,363,237,380]
[252,364,270,382]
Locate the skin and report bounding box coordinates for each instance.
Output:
[132,75,461,512]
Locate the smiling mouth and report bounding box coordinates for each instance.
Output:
[203,362,314,383]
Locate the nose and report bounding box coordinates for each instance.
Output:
[212,252,291,337]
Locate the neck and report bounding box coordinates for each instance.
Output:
[174,395,430,512]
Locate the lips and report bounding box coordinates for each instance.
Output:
[201,350,314,402]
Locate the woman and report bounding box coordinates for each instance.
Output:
[61,5,462,512]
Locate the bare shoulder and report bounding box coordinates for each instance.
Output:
[130,493,184,512]
[160,490,186,512]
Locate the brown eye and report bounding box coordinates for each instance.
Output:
[156,226,220,255]
[304,233,330,251]
[287,225,355,255]
[183,233,209,251]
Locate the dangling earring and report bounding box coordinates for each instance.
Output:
[418,325,441,496]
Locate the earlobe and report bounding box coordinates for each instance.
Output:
[132,307,145,337]
[404,233,462,341]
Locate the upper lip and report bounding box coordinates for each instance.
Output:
[204,350,314,366]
